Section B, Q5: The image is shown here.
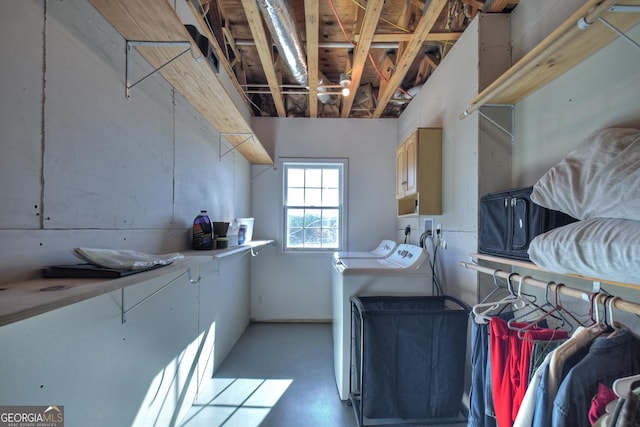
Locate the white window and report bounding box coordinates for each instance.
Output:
[283,160,346,251]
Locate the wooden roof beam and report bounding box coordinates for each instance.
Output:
[486,0,519,13]
[354,32,463,43]
[341,0,385,118]
[373,0,448,117]
[304,0,319,117]
[240,0,287,117]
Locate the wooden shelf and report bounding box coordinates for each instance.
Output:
[469,253,640,290]
[89,0,273,165]
[462,0,640,117]
[0,240,274,328]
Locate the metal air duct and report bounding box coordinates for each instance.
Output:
[256,0,308,87]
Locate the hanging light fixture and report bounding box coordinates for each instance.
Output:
[339,73,351,97]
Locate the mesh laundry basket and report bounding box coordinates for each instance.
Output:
[350,295,470,425]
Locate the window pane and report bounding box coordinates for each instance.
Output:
[287,209,304,228]
[304,228,322,247]
[304,209,322,227]
[305,188,322,206]
[305,169,322,188]
[287,188,304,206]
[287,228,304,247]
[323,188,340,206]
[322,228,339,248]
[323,169,339,188]
[288,169,305,187]
[322,209,339,227]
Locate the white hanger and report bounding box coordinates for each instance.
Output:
[613,374,640,398]
[472,273,528,324]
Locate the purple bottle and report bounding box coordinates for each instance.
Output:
[192,210,213,250]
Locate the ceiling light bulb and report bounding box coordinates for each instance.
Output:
[339,73,351,97]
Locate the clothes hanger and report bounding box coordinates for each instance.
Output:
[605,296,626,338]
[507,281,575,333]
[473,273,539,325]
[584,292,613,340]
[472,272,519,324]
[550,284,585,330]
[479,270,508,304]
[613,373,640,398]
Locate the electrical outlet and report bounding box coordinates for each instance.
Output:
[436,223,442,236]
[424,218,434,235]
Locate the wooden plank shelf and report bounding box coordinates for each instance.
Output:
[467,253,640,290]
[0,240,274,328]
[89,0,273,165]
[461,0,640,117]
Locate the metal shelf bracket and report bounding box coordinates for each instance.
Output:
[479,104,515,142]
[219,132,255,161]
[125,40,204,98]
[577,5,640,52]
[121,270,188,324]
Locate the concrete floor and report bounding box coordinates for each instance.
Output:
[179,323,356,427]
[179,323,468,427]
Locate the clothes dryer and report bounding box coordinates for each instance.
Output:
[332,239,397,262]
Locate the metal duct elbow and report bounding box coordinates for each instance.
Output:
[256,0,308,87]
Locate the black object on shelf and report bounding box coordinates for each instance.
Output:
[42,263,168,279]
[349,295,470,426]
[478,186,577,261]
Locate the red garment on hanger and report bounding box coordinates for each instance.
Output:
[490,317,568,427]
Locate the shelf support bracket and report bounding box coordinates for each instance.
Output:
[219,132,254,161]
[121,270,187,324]
[577,6,640,52]
[126,40,203,98]
[478,104,515,142]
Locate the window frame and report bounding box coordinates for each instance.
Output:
[281,158,348,253]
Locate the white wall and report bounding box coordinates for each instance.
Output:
[0,1,255,425]
[249,118,398,321]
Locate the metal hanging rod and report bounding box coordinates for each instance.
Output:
[125,40,204,98]
[459,260,640,316]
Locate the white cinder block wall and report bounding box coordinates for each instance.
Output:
[0,1,257,426]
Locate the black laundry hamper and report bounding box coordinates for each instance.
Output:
[349,295,470,426]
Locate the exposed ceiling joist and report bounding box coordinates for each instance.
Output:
[373,0,449,117]
[240,0,287,117]
[341,0,385,118]
[304,0,319,117]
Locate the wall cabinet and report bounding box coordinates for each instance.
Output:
[396,128,442,216]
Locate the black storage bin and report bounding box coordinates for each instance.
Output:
[478,186,577,261]
[350,296,470,426]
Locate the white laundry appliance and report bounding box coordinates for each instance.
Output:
[331,243,432,400]
[332,239,398,262]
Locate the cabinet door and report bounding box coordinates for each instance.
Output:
[396,145,407,199]
[405,135,418,195]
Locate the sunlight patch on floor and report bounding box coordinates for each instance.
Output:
[180,378,293,427]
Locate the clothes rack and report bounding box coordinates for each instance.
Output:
[459,260,640,316]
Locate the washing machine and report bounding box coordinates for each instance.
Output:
[331,243,432,400]
[332,239,398,263]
